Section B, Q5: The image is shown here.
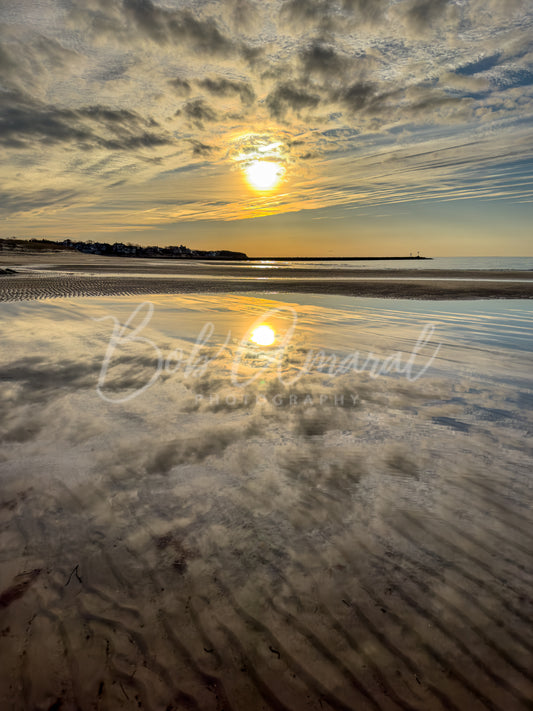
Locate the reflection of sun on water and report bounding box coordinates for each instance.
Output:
[250,324,275,346]
[244,161,285,191]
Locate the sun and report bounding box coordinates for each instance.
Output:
[250,324,276,346]
[244,160,285,191]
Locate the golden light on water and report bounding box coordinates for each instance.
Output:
[250,324,276,346]
[244,160,285,191]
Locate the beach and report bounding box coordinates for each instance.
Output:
[0,279,532,710]
[2,0,533,704]
[1,252,533,301]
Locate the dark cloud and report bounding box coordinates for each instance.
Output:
[404,0,456,31]
[455,53,502,77]
[101,132,170,150]
[178,98,218,127]
[342,0,388,23]
[289,405,348,436]
[30,35,80,70]
[406,90,471,115]
[328,80,410,118]
[0,34,81,95]
[334,81,377,111]
[96,58,134,82]
[0,189,79,216]
[227,0,260,30]
[189,139,213,156]
[122,0,245,57]
[281,0,331,26]
[0,357,97,408]
[266,83,321,119]
[0,35,76,80]
[240,43,264,66]
[280,442,366,522]
[138,420,261,474]
[168,77,192,94]
[197,76,255,105]
[0,97,89,148]
[299,42,349,79]
[0,44,16,74]
[67,0,259,62]
[0,90,170,150]
[386,451,420,478]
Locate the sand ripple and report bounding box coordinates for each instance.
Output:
[1,272,533,301]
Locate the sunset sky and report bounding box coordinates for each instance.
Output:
[1,0,532,256]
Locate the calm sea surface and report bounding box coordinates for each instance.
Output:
[241,257,533,271]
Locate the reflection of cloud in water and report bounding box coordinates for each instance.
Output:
[0,294,532,709]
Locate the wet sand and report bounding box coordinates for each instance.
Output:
[1,251,532,300]
[1,285,532,710]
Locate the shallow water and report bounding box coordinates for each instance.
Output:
[219,256,533,271]
[0,294,532,710]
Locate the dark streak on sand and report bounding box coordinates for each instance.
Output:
[65,564,83,587]
[0,569,41,609]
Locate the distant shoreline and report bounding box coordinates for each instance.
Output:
[1,238,432,262]
[249,256,432,261]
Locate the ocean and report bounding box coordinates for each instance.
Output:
[241,256,533,271]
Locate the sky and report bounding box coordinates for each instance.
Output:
[0,0,532,256]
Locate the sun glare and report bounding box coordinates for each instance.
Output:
[244,160,284,191]
[250,324,276,346]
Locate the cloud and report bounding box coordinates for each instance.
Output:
[197,76,255,105]
[0,43,16,73]
[342,0,387,16]
[0,0,532,233]
[226,0,261,30]
[266,83,321,119]
[439,72,490,93]
[122,0,246,56]
[168,77,192,95]
[0,90,171,151]
[189,139,213,156]
[280,0,387,30]
[280,0,332,28]
[0,188,79,216]
[333,81,378,112]
[402,0,458,32]
[141,419,260,474]
[299,41,350,80]
[0,28,83,97]
[30,35,81,70]
[178,98,219,127]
